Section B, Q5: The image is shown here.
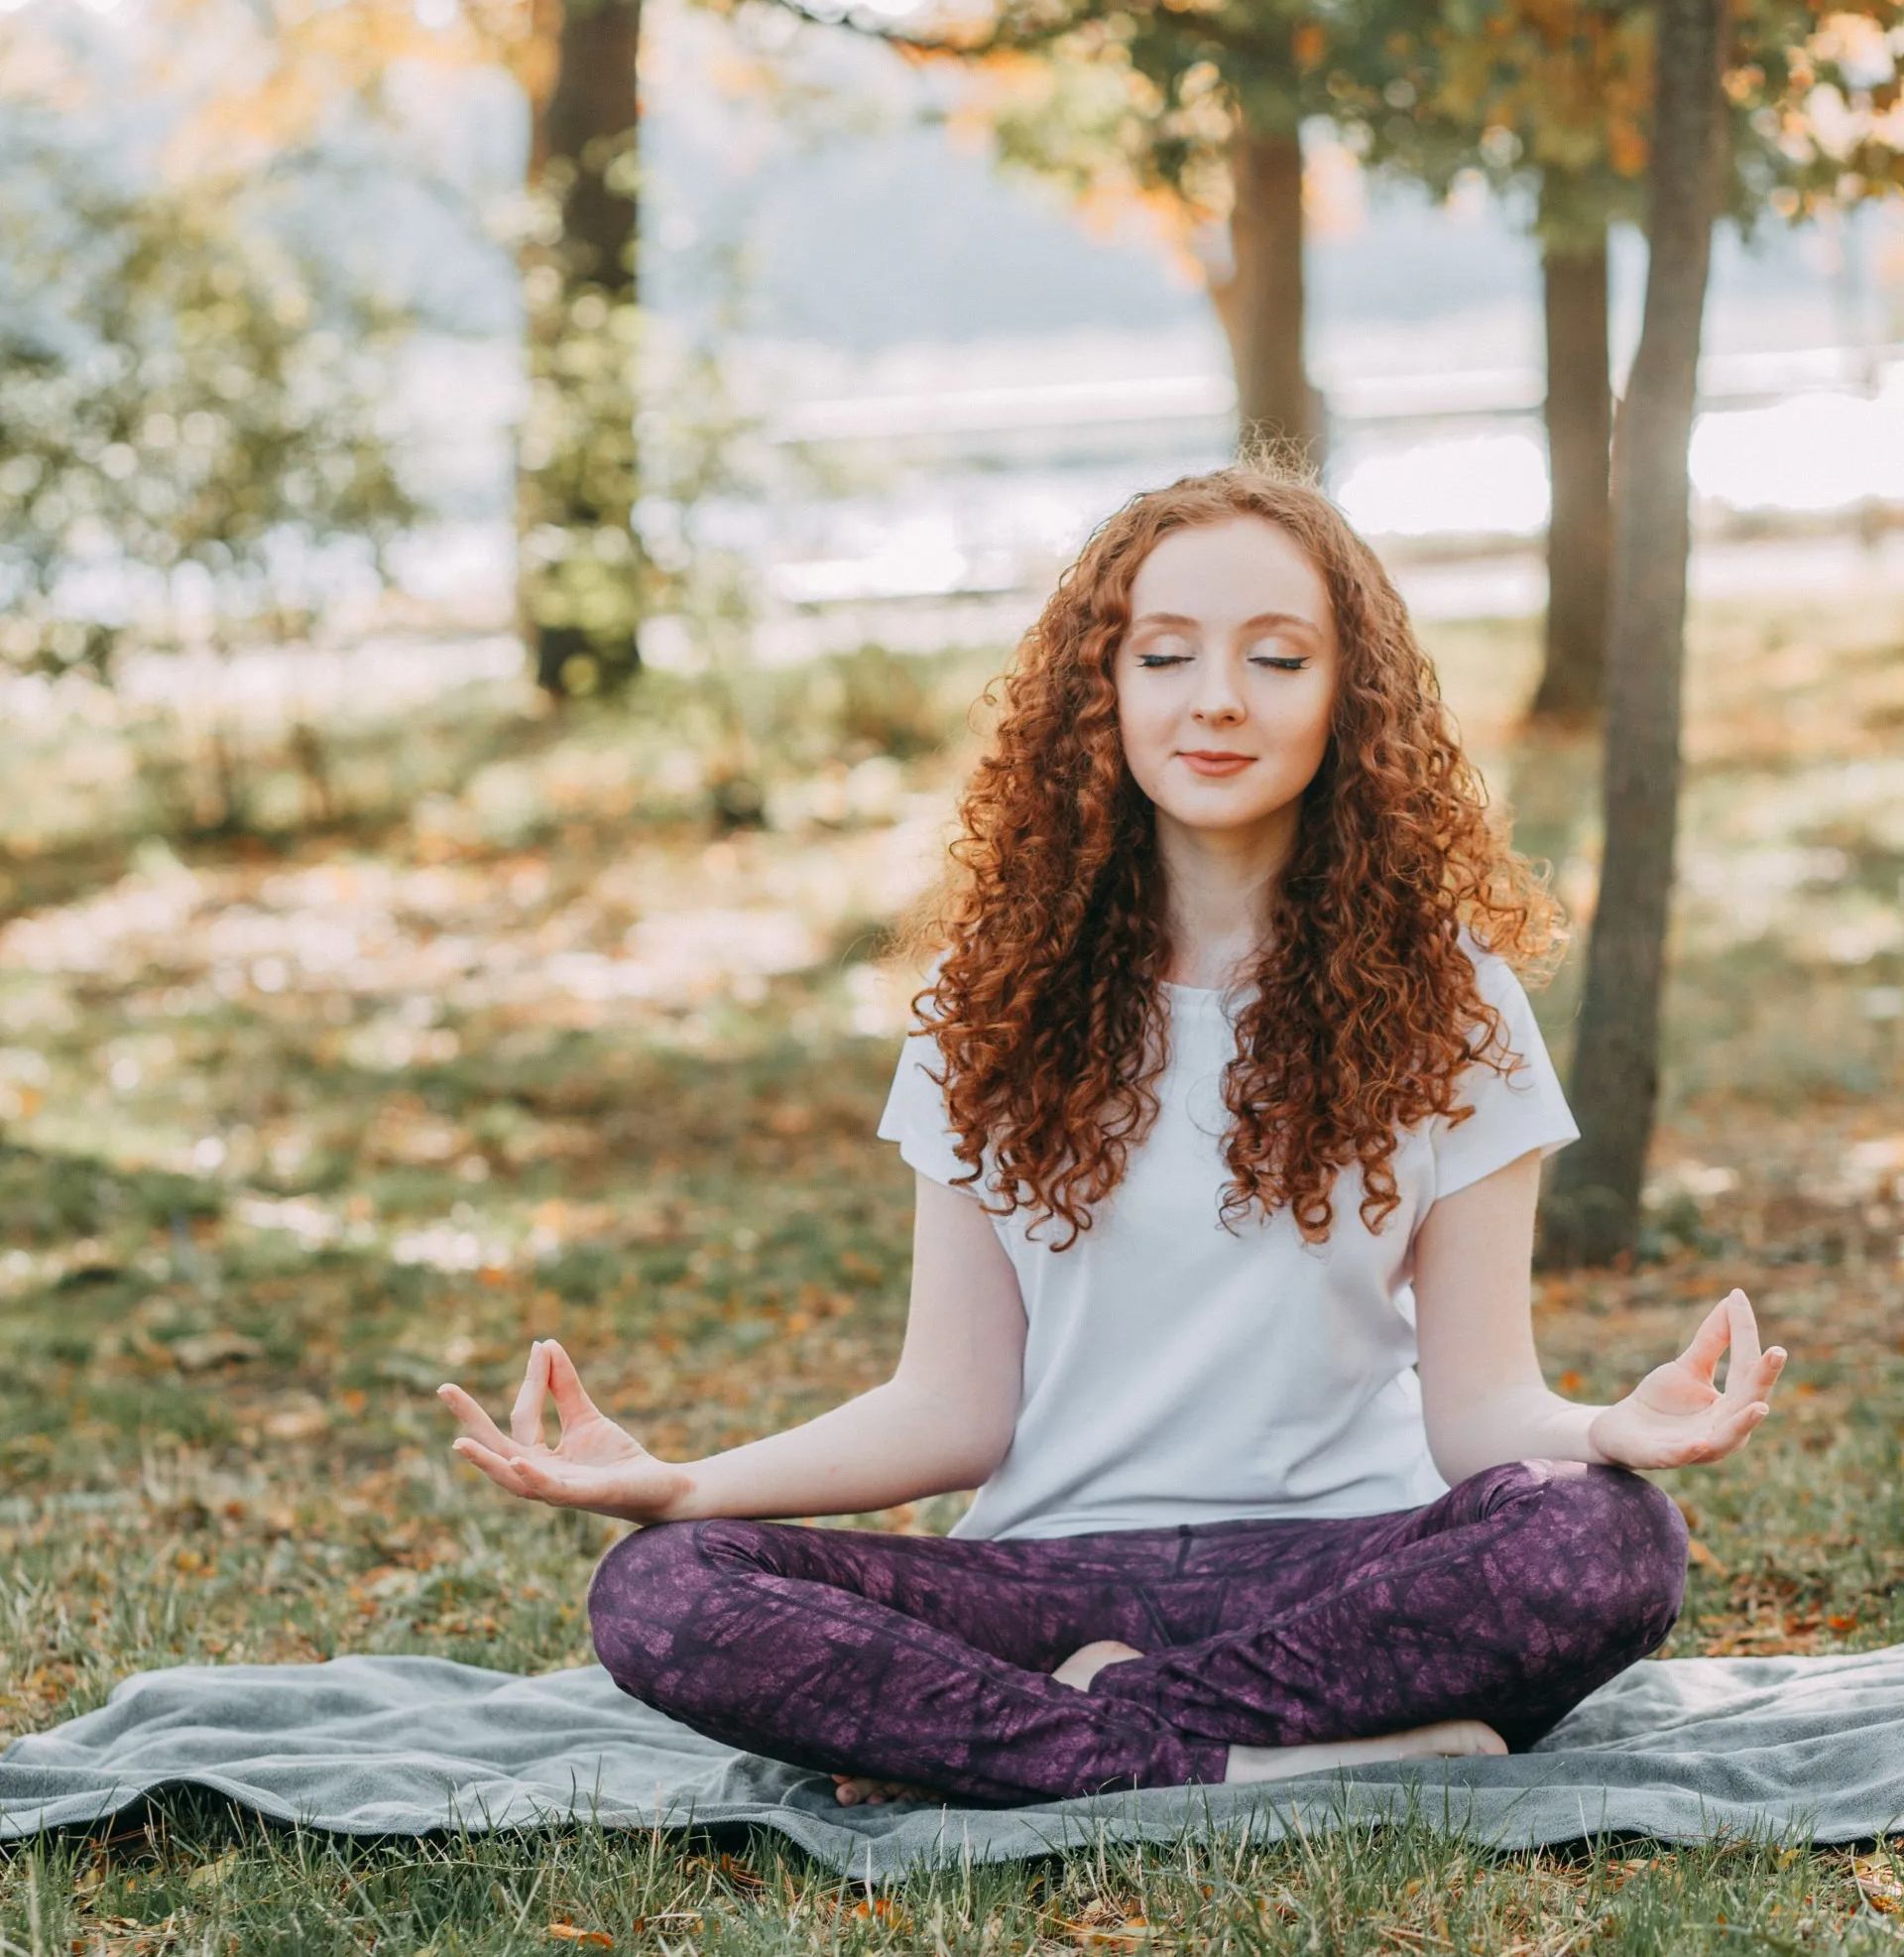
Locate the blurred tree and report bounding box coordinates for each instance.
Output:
[0,0,659,700]
[117,0,739,702]
[768,0,1899,726]
[0,115,418,686]
[1539,0,1728,1267]
[725,0,1347,467]
[516,0,654,698]
[26,0,848,735]
[1331,0,1904,728]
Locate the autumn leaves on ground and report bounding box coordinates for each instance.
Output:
[3,606,1903,1950]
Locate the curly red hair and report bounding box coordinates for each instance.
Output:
[886,448,1568,1251]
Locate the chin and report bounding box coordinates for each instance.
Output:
[1154,786,1293,824]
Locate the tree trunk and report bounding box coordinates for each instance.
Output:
[520,0,645,697]
[1540,0,1727,1268]
[538,0,644,294]
[1530,212,1612,727]
[1210,115,1328,473]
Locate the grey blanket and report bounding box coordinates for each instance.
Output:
[5,1645,1904,1879]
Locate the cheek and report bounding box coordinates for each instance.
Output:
[1281,684,1337,757]
[1256,685,1333,745]
[1116,690,1170,752]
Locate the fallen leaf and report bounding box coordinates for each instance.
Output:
[262,1399,330,1442]
[184,1849,239,1890]
[171,1331,265,1373]
[545,1924,613,1946]
[1855,1854,1904,1912]
[1686,1537,1726,1574]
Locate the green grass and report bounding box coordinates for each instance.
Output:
[3,600,1903,1950]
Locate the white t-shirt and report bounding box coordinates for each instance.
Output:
[876,941,1581,1540]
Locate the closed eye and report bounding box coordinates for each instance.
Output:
[1137,655,1309,671]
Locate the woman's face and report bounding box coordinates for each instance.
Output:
[1114,515,1341,837]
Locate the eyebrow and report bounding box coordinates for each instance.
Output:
[1130,610,1324,642]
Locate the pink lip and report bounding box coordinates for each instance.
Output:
[1180,752,1254,774]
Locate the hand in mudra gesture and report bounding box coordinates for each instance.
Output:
[438,1339,690,1523]
[1587,1288,1788,1470]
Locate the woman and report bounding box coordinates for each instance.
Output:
[437,459,1788,1810]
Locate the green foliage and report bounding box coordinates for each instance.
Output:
[514,161,651,697]
[916,0,1901,276]
[1329,0,1904,249]
[826,643,951,761]
[514,179,785,707]
[0,118,421,680]
[0,1141,224,1247]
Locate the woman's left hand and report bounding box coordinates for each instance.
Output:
[1586,1288,1788,1470]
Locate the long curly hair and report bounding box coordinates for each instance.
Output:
[886,447,1567,1252]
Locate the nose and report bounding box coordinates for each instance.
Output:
[1191,657,1247,726]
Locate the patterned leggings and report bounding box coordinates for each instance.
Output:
[586,1456,1689,1807]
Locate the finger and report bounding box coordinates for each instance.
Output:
[1703,1398,1770,1461]
[542,1339,604,1434]
[452,1434,538,1498]
[464,1439,587,1510]
[1721,1292,1761,1400]
[437,1383,528,1459]
[1678,1295,1733,1383]
[1755,1347,1788,1401]
[512,1341,551,1448]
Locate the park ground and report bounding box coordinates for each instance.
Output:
[2,600,1903,1950]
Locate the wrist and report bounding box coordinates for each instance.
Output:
[1578,1398,1622,1467]
[650,1461,703,1525]
[1532,1381,1615,1466]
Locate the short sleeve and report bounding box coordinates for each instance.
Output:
[876,1028,983,1192]
[876,954,989,1193]
[1429,950,1581,1202]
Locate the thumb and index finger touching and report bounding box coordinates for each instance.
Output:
[508,1337,601,1448]
[1679,1287,1787,1406]
[442,1338,601,1453]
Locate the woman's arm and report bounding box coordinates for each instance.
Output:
[442,1171,1028,1525]
[668,1172,1026,1521]
[1412,1148,1608,1485]
[1414,1148,1788,1483]
[660,1165,1024,1519]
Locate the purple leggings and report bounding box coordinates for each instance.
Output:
[586,1456,1688,1807]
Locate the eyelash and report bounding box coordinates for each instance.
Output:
[1136,654,1309,671]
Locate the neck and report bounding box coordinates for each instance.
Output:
[1154,804,1295,988]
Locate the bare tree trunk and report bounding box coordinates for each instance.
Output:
[1530,206,1612,727]
[539,0,643,291]
[520,0,645,698]
[1209,114,1328,473]
[1540,0,1728,1268]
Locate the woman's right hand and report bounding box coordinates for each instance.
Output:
[438,1339,693,1524]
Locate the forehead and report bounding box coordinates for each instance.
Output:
[1128,516,1333,636]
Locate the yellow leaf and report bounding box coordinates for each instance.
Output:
[1855,1854,1904,1912]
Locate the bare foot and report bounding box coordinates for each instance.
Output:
[1225,1718,1508,1783]
[830,1771,941,1805]
[1052,1639,1145,1691]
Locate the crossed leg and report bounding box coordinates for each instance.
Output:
[586,1457,1688,1807]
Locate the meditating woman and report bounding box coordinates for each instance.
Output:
[437,457,1788,1810]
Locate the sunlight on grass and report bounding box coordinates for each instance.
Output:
[3,604,1902,1950]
